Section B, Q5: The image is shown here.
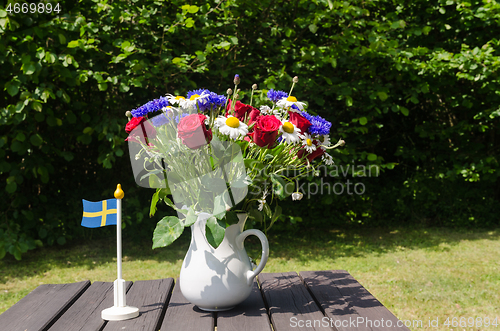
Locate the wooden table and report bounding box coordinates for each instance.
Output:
[0,270,410,331]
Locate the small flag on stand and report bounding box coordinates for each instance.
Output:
[81,184,139,321]
[81,199,118,228]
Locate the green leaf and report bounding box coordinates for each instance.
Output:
[271,204,282,224]
[205,216,225,249]
[113,54,128,63]
[150,189,161,217]
[309,24,318,33]
[16,133,26,142]
[270,174,291,199]
[188,5,199,13]
[225,211,239,225]
[23,62,36,75]
[263,202,272,218]
[31,101,42,112]
[377,92,388,101]
[367,153,377,161]
[345,96,353,107]
[61,151,74,161]
[57,236,66,245]
[58,33,66,44]
[6,181,17,193]
[152,216,184,249]
[30,134,43,146]
[39,228,48,239]
[6,81,20,97]
[248,208,263,223]
[400,107,409,116]
[183,207,198,227]
[185,17,195,28]
[359,117,368,125]
[67,40,80,48]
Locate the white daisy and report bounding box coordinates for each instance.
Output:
[165,94,186,106]
[276,95,307,111]
[215,115,248,140]
[259,105,272,115]
[322,153,334,166]
[258,188,268,211]
[260,105,282,116]
[319,134,331,150]
[279,120,302,144]
[184,91,210,110]
[302,133,317,153]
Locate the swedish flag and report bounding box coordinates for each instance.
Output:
[81,199,118,228]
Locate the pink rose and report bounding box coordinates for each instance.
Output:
[177,114,212,149]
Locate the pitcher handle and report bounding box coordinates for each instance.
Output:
[236,229,269,286]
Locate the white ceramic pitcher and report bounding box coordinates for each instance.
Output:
[179,213,269,311]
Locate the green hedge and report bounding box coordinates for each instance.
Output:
[1,0,499,259]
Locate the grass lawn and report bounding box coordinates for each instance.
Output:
[1,226,500,330]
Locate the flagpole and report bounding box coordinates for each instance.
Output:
[117,196,122,280]
[115,186,124,307]
[101,184,139,321]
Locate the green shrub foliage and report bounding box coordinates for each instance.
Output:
[1,0,499,259]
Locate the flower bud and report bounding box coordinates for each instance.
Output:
[339,139,346,146]
[293,76,299,83]
[252,84,258,90]
[234,74,240,85]
[125,111,132,119]
[227,88,233,95]
[292,192,303,201]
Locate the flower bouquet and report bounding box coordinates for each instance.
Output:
[125,75,345,249]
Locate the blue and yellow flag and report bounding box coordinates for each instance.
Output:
[81,199,118,228]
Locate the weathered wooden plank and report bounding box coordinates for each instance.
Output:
[258,272,333,331]
[47,281,131,331]
[217,281,272,331]
[159,279,214,331]
[102,278,174,331]
[300,270,410,331]
[0,280,91,331]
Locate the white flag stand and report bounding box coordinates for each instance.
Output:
[101,185,139,321]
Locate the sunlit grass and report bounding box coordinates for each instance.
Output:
[1,227,500,330]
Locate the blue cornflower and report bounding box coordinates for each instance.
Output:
[187,89,211,100]
[267,89,288,103]
[186,89,212,111]
[207,92,227,109]
[301,111,332,135]
[186,89,227,111]
[150,112,173,127]
[131,96,169,118]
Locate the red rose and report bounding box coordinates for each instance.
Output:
[247,108,261,126]
[252,115,281,148]
[227,100,255,122]
[125,116,156,142]
[125,116,146,133]
[177,113,212,149]
[288,111,311,133]
[297,142,325,162]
